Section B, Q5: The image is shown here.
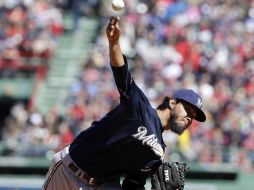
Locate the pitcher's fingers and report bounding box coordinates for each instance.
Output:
[112,16,120,25]
[109,25,115,30]
[106,26,110,35]
[110,29,114,36]
[106,23,114,32]
[109,16,117,25]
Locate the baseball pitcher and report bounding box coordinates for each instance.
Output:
[42,17,206,190]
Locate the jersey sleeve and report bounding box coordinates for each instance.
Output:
[111,54,152,121]
[111,55,137,101]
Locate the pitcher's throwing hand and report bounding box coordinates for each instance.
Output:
[106,17,121,44]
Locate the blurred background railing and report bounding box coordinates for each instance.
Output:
[0,0,254,189]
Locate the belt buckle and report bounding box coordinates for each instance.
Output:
[88,177,95,185]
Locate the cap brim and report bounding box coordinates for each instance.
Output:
[177,99,206,122]
[194,107,206,122]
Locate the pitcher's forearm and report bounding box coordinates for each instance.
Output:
[106,17,124,67]
[109,41,125,67]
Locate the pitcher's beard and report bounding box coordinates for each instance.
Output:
[168,117,185,135]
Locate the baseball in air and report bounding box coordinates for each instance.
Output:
[112,0,125,11]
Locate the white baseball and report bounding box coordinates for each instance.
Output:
[112,0,125,11]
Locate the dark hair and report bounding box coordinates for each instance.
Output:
[157,97,171,110]
[157,97,181,110]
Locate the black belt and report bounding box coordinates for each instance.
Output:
[68,162,97,185]
[68,162,118,185]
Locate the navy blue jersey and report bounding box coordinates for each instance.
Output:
[69,56,166,179]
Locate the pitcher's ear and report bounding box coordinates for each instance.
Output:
[168,98,178,109]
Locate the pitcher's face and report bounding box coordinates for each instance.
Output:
[168,101,196,134]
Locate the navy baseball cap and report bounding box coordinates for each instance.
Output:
[172,89,206,122]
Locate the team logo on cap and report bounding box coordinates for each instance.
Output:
[196,98,202,108]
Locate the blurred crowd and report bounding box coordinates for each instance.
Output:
[0,0,64,78]
[1,0,254,174]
